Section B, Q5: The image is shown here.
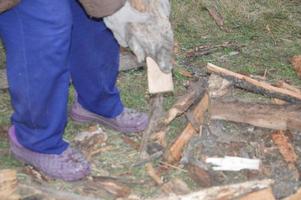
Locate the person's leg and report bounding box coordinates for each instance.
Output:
[0,0,71,154]
[70,0,123,118]
[0,0,90,181]
[69,1,148,133]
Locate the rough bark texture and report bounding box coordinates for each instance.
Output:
[207,63,301,103]
[211,100,301,131]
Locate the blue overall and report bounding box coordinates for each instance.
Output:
[0,0,123,154]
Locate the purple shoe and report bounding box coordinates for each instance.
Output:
[70,100,148,133]
[9,127,90,181]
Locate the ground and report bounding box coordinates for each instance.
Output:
[1,0,301,199]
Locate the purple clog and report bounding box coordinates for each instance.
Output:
[9,127,90,181]
[70,100,149,133]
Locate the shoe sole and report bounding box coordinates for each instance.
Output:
[70,110,147,133]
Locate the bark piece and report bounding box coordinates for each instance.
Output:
[88,178,131,198]
[161,178,191,195]
[164,80,207,125]
[147,57,174,94]
[206,6,228,32]
[0,170,19,200]
[207,63,301,103]
[153,179,274,200]
[165,92,209,164]
[240,188,275,200]
[210,100,301,131]
[186,163,212,187]
[146,163,163,185]
[290,55,301,78]
[272,130,298,163]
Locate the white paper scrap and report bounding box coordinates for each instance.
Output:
[206,156,261,171]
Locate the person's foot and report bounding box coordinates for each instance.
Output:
[9,127,90,181]
[70,100,148,133]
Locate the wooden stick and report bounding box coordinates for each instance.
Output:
[140,95,164,159]
[164,80,207,125]
[210,100,301,131]
[153,179,274,200]
[165,93,209,164]
[207,63,301,103]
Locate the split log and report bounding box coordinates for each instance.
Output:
[163,80,207,125]
[165,92,209,164]
[0,170,19,200]
[210,100,301,131]
[153,179,274,200]
[207,63,301,103]
[240,188,275,200]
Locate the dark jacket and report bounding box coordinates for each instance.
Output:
[0,0,125,17]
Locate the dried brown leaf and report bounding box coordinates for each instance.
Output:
[272,130,298,163]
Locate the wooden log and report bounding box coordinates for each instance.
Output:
[163,80,207,125]
[165,92,209,164]
[153,179,274,200]
[210,100,301,131]
[0,170,19,200]
[240,188,275,200]
[207,63,301,103]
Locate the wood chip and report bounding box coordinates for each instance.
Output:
[272,130,298,163]
[0,170,19,200]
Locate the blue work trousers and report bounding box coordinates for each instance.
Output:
[0,0,123,154]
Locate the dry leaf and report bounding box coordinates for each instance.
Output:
[291,55,301,78]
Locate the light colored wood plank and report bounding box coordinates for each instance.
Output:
[147,57,174,94]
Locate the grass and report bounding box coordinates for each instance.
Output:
[0,0,300,197]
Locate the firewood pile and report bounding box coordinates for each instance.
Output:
[3,62,301,200]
